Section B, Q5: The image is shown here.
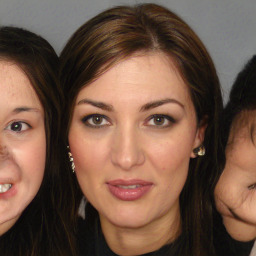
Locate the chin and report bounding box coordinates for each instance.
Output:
[224,216,256,241]
[111,216,150,229]
[0,210,21,235]
[103,206,154,229]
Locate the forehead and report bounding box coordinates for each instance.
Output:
[228,110,256,146]
[0,60,42,110]
[77,53,192,106]
[226,111,256,171]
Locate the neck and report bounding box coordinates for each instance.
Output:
[100,207,181,256]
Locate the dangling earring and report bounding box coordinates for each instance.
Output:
[193,145,205,157]
[67,146,76,173]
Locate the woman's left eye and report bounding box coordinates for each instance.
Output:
[5,121,31,133]
[146,115,175,128]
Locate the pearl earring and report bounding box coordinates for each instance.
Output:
[67,146,76,173]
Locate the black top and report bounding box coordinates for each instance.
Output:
[77,206,254,256]
[213,210,254,256]
[77,216,184,256]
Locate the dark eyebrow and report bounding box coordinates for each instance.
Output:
[13,107,41,113]
[140,98,184,112]
[77,99,114,111]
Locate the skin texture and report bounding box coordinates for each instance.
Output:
[69,53,206,255]
[215,112,256,241]
[0,61,46,235]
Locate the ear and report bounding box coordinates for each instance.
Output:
[190,116,208,158]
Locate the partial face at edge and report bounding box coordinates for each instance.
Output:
[69,53,205,233]
[215,112,256,241]
[0,61,46,235]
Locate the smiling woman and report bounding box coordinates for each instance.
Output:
[0,61,45,234]
[0,27,76,255]
[60,3,223,256]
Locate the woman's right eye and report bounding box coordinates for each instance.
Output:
[81,114,110,128]
[5,121,31,133]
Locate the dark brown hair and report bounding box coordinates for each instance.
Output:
[222,55,256,148]
[60,4,223,256]
[0,26,76,255]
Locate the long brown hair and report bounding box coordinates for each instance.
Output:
[60,4,223,255]
[0,26,76,255]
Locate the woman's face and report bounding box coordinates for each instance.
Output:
[69,53,205,231]
[0,61,46,235]
[215,112,256,241]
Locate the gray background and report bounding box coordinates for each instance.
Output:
[0,0,255,101]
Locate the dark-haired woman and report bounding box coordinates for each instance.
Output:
[215,55,256,256]
[60,4,223,256]
[0,27,76,255]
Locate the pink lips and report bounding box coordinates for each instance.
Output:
[107,179,153,201]
[0,184,16,200]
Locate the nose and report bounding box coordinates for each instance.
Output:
[0,144,9,166]
[0,144,6,158]
[111,126,145,170]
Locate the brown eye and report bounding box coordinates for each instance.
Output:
[146,114,175,128]
[82,114,110,128]
[11,122,23,131]
[6,121,30,132]
[153,116,165,125]
[92,116,103,125]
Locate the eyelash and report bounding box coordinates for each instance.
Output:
[5,121,31,133]
[81,114,176,129]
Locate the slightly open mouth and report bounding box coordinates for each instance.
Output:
[0,184,12,193]
[116,185,142,189]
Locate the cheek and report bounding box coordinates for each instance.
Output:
[215,162,248,216]
[69,131,109,184]
[69,134,110,202]
[12,133,46,187]
[146,135,193,173]
[145,139,192,198]
[29,139,46,180]
[70,137,103,168]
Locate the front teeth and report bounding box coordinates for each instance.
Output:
[117,185,140,189]
[0,184,12,193]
